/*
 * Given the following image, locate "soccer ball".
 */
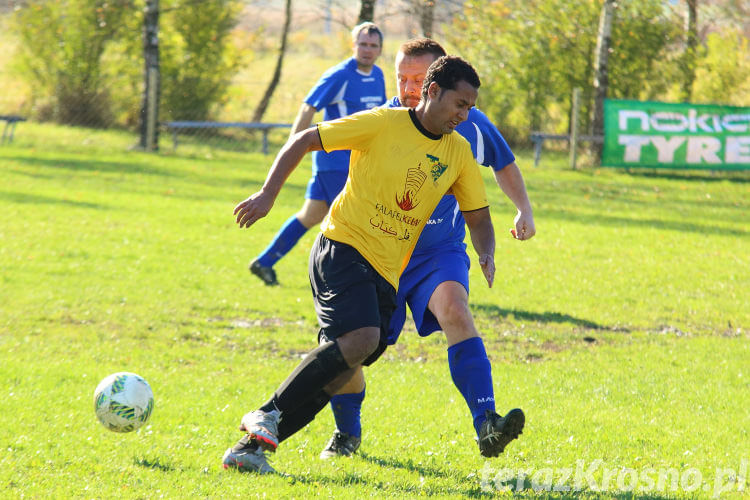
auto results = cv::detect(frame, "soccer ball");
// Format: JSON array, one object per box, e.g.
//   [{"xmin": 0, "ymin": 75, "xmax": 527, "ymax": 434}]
[{"xmin": 93, "ymin": 372, "xmax": 154, "ymax": 432}]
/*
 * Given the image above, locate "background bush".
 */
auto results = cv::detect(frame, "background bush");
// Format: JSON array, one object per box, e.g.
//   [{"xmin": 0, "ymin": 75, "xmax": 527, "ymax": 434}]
[{"xmin": 11, "ymin": 0, "xmax": 244, "ymax": 127}]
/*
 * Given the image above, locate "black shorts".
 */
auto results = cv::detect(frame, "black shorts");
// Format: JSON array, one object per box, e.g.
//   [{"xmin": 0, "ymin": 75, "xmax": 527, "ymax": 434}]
[{"xmin": 309, "ymin": 233, "xmax": 396, "ymax": 366}]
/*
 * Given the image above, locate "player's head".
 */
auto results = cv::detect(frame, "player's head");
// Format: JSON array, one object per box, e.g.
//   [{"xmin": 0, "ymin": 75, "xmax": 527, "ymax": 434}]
[
  {"xmin": 351, "ymin": 22, "xmax": 383, "ymax": 71},
  {"xmin": 421, "ymin": 56, "xmax": 480, "ymax": 135},
  {"xmin": 395, "ymin": 38, "xmax": 446, "ymax": 108}
]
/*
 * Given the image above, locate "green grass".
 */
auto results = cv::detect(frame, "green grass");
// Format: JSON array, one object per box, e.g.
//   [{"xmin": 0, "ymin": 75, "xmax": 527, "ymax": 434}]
[{"xmin": 1, "ymin": 124, "xmax": 748, "ymax": 498}]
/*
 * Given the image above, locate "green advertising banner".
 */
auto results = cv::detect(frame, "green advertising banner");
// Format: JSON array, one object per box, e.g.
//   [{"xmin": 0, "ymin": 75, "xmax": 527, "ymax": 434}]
[{"xmin": 603, "ymin": 99, "xmax": 750, "ymax": 170}]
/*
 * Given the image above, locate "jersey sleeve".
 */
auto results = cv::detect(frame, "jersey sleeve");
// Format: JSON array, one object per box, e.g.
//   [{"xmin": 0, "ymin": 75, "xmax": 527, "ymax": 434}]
[
  {"xmin": 304, "ymin": 65, "xmax": 347, "ymax": 111},
  {"xmin": 450, "ymin": 141, "xmax": 489, "ymax": 212},
  {"xmin": 467, "ymin": 108, "xmax": 516, "ymax": 171},
  {"xmin": 317, "ymin": 107, "xmax": 388, "ymax": 153}
]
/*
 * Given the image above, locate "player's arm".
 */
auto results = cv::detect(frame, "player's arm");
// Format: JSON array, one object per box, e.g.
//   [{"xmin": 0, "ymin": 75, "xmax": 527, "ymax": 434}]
[
  {"xmin": 234, "ymin": 128, "xmax": 323, "ymax": 228},
  {"xmin": 494, "ymin": 162, "xmax": 536, "ymax": 241},
  {"xmin": 289, "ymin": 103, "xmax": 317, "ymax": 138},
  {"xmin": 462, "ymin": 207, "xmax": 495, "ymax": 288}
]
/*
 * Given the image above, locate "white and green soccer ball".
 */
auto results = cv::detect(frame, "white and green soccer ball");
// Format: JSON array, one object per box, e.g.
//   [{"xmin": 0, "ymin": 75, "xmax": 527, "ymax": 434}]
[{"xmin": 94, "ymin": 372, "xmax": 154, "ymax": 433}]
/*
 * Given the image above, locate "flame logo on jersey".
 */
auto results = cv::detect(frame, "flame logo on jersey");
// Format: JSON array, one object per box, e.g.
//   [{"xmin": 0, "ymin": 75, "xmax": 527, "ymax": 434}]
[
  {"xmin": 426, "ymin": 154, "xmax": 448, "ymax": 181},
  {"xmin": 396, "ymin": 166, "xmax": 426, "ymax": 211}
]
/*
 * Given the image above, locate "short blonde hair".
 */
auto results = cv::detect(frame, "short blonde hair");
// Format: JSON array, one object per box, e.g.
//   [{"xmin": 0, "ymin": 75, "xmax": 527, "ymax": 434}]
[{"xmin": 351, "ymin": 22, "xmax": 383, "ymax": 45}]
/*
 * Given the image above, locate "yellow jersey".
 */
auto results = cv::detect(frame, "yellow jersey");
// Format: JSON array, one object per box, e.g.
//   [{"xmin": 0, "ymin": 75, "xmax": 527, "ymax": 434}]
[{"xmin": 317, "ymin": 107, "xmax": 488, "ymax": 289}]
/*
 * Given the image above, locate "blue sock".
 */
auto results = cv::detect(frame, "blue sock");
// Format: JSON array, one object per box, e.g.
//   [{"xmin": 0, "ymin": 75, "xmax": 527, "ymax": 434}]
[
  {"xmin": 329, "ymin": 387, "xmax": 365, "ymax": 438},
  {"xmin": 256, "ymin": 215, "xmax": 308, "ymax": 267},
  {"xmin": 447, "ymin": 337, "xmax": 495, "ymax": 437}
]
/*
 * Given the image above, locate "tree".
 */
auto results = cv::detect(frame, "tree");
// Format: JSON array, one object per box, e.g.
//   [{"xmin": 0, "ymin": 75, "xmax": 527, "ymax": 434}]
[
  {"xmin": 449, "ymin": 0, "xmax": 681, "ymax": 145},
  {"xmin": 157, "ymin": 0, "xmax": 243, "ymax": 120},
  {"xmin": 12, "ymin": 0, "xmax": 134, "ymax": 126},
  {"xmin": 252, "ymin": 0, "xmax": 292, "ymax": 123},
  {"xmin": 680, "ymin": 0, "xmax": 698, "ymax": 101},
  {"xmin": 139, "ymin": 0, "xmax": 160, "ymax": 150},
  {"xmin": 591, "ymin": 0, "xmax": 615, "ymax": 159},
  {"xmin": 420, "ymin": 1, "xmax": 435, "ymax": 37},
  {"xmin": 358, "ymin": 0, "xmax": 375, "ymax": 23}
]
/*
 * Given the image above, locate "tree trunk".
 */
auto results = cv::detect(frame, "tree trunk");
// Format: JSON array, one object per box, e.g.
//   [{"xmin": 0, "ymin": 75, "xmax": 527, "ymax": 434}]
[
  {"xmin": 591, "ymin": 0, "xmax": 615, "ymax": 160},
  {"xmin": 358, "ymin": 0, "xmax": 375, "ymax": 23},
  {"xmin": 252, "ymin": 0, "xmax": 292, "ymax": 123},
  {"xmin": 139, "ymin": 0, "xmax": 160, "ymax": 150},
  {"xmin": 420, "ymin": 1, "xmax": 434, "ymax": 38},
  {"xmin": 681, "ymin": 0, "xmax": 698, "ymax": 102}
]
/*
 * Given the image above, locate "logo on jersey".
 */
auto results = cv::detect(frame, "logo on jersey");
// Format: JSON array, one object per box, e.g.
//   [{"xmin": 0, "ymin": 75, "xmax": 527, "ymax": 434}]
[
  {"xmin": 396, "ymin": 166, "xmax": 426, "ymax": 211},
  {"xmin": 426, "ymin": 154, "xmax": 448, "ymax": 182}
]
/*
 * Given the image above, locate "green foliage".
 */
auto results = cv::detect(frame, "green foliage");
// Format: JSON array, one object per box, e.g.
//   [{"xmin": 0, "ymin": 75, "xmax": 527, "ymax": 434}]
[
  {"xmin": 157, "ymin": 0, "xmax": 244, "ymax": 121},
  {"xmin": 607, "ymin": 1, "xmax": 682, "ymax": 101},
  {"xmin": 450, "ymin": 0, "xmax": 682, "ymax": 141},
  {"xmin": 12, "ymin": 0, "xmax": 134, "ymax": 126},
  {"xmin": 692, "ymin": 28, "xmax": 750, "ymax": 105},
  {"xmin": 11, "ymin": 0, "xmax": 244, "ymax": 127}
]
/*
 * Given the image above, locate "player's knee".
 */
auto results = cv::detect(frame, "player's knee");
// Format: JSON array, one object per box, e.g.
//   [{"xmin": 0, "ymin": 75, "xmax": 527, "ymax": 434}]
[
  {"xmin": 437, "ymin": 299, "xmax": 473, "ymax": 329},
  {"xmin": 356, "ymin": 328, "xmax": 380, "ymax": 356},
  {"xmin": 296, "ymin": 211, "xmax": 324, "ymax": 228}
]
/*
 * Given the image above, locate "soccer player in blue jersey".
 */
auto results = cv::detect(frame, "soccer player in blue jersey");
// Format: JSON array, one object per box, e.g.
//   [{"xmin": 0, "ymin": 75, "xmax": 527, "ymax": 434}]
[
  {"xmin": 319, "ymin": 38, "xmax": 536, "ymax": 460},
  {"xmin": 249, "ymin": 22, "xmax": 387, "ymax": 285}
]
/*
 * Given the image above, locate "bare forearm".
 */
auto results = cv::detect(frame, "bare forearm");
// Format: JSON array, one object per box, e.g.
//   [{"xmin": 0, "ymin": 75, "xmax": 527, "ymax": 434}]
[
  {"xmin": 263, "ymin": 129, "xmax": 322, "ymax": 198},
  {"xmin": 495, "ymin": 162, "xmax": 532, "ymax": 213},
  {"xmin": 290, "ymin": 103, "xmax": 317, "ymax": 137},
  {"xmin": 234, "ymin": 128, "xmax": 322, "ymax": 228},
  {"xmin": 463, "ymin": 207, "xmax": 496, "ymax": 287},
  {"xmin": 495, "ymin": 162, "xmax": 536, "ymax": 240},
  {"xmin": 466, "ymin": 210, "xmax": 495, "ymax": 258}
]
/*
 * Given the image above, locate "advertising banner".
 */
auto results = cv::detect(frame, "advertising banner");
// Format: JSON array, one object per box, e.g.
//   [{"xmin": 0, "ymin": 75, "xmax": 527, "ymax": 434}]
[{"xmin": 603, "ymin": 99, "xmax": 750, "ymax": 170}]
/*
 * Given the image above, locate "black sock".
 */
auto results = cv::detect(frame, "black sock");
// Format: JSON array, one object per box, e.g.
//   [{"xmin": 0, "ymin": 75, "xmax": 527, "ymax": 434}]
[
  {"xmin": 277, "ymin": 389, "xmax": 331, "ymax": 443},
  {"xmin": 259, "ymin": 340, "xmax": 349, "ymax": 415}
]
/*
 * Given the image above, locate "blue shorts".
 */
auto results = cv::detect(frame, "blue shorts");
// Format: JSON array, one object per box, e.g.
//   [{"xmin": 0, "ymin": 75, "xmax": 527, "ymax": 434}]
[
  {"xmin": 387, "ymin": 245, "xmax": 470, "ymax": 344},
  {"xmin": 305, "ymin": 170, "xmax": 349, "ymax": 205}
]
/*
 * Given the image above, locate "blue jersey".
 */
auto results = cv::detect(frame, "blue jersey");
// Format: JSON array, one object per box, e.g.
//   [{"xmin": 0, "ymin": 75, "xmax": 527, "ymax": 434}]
[
  {"xmin": 306, "ymin": 58, "xmax": 386, "ymax": 173},
  {"xmin": 386, "ymin": 97, "xmax": 515, "ymax": 252}
]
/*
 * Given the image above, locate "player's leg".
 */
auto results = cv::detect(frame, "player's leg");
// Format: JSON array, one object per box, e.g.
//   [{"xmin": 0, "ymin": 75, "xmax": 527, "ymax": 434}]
[
  {"xmin": 250, "ymin": 171, "xmax": 346, "ymax": 285},
  {"xmin": 320, "ymin": 366, "xmax": 365, "ymax": 458},
  {"xmin": 426, "ymin": 269, "xmax": 524, "ymax": 457},
  {"xmin": 403, "ymin": 247, "xmax": 523, "ymax": 456},
  {"xmin": 321, "ymin": 275, "xmax": 413, "ymax": 458},
  {"xmin": 224, "ymin": 235, "xmax": 395, "ymax": 472},
  {"xmin": 427, "ymin": 280, "xmax": 496, "ymax": 432}
]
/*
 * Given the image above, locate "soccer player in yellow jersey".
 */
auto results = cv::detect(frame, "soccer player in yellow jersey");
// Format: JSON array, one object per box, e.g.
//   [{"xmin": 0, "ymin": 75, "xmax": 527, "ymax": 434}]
[{"xmin": 223, "ymin": 56, "xmax": 497, "ymax": 474}]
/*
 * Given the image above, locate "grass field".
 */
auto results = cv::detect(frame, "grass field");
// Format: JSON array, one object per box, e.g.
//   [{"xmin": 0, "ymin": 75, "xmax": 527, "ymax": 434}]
[{"xmin": 1, "ymin": 124, "xmax": 748, "ymax": 498}]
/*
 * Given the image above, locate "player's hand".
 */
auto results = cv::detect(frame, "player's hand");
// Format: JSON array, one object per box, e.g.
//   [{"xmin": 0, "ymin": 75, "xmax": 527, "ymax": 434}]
[
  {"xmin": 233, "ymin": 190, "xmax": 274, "ymax": 228},
  {"xmin": 479, "ymin": 253, "xmax": 495, "ymax": 288},
  {"xmin": 510, "ymin": 211, "xmax": 536, "ymax": 241}
]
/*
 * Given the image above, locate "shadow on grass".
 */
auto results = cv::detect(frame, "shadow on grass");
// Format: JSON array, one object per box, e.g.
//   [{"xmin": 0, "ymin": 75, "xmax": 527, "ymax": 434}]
[
  {"xmin": 283, "ymin": 463, "xmax": 495, "ymax": 498},
  {"xmin": 0, "ymin": 190, "xmax": 109, "ymax": 210},
  {"xmin": 471, "ymin": 304, "xmax": 627, "ymax": 332},
  {"xmin": 624, "ymin": 168, "xmax": 750, "ymax": 184},
  {"xmin": 359, "ymin": 451, "xmax": 453, "ymax": 479},
  {"xmin": 540, "ymin": 209, "xmax": 748, "ymax": 237},
  {"xmin": 3, "ymin": 153, "xmax": 309, "ymax": 201},
  {"xmin": 0, "ymin": 154, "xmax": 180, "ymax": 179},
  {"xmin": 133, "ymin": 456, "xmax": 174, "ymax": 472}
]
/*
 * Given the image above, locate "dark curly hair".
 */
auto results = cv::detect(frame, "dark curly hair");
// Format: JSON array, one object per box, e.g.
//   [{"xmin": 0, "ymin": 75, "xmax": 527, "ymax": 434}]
[
  {"xmin": 399, "ymin": 38, "xmax": 446, "ymax": 59},
  {"xmin": 421, "ymin": 55, "xmax": 481, "ymax": 101}
]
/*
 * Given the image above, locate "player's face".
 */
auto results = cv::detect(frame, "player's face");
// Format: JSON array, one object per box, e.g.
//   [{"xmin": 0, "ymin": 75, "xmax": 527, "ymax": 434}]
[
  {"xmin": 353, "ymin": 31, "xmax": 382, "ymax": 71},
  {"xmin": 395, "ymin": 52, "xmax": 437, "ymax": 108},
  {"xmin": 425, "ymin": 80, "xmax": 477, "ymax": 135}
]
